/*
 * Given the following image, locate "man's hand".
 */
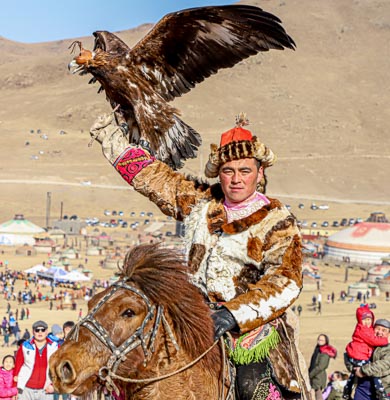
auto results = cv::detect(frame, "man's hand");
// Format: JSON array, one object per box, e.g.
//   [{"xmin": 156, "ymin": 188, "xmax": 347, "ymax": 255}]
[
  {"xmin": 354, "ymin": 367, "xmax": 365, "ymax": 378},
  {"xmin": 211, "ymin": 307, "xmax": 238, "ymax": 341}
]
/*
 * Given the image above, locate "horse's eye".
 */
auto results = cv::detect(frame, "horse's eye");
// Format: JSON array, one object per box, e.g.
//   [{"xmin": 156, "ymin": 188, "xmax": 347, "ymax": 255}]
[{"xmin": 121, "ymin": 309, "xmax": 135, "ymax": 318}]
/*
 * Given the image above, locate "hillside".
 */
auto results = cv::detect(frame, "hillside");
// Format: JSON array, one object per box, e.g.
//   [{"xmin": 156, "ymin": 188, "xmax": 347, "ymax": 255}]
[{"xmin": 0, "ymin": 0, "xmax": 389, "ymax": 226}]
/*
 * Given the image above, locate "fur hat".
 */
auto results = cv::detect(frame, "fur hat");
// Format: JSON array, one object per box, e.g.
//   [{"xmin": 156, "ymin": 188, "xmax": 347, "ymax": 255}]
[{"xmin": 205, "ymin": 113, "xmax": 276, "ymax": 180}]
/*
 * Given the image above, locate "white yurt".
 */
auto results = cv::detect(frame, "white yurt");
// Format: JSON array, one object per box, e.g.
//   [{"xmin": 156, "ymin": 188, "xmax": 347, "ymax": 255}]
[
  {"xmin": 347, "ymin": 282, "xmax": 380, "ymax": 297},
  {"xmin": 367, "ymin": 264, "xmax": 390, "ymax": 283},
  {"xmin": 325, "ymin": 213, "xmax": 390, "ymax": 265},
  {"xmin": 0, "ymin": 214, "xmax": 45, "ymax": 246},
  {"xmin": 378, "ymin": 276, "xmax": 390, "ymax": 293}
]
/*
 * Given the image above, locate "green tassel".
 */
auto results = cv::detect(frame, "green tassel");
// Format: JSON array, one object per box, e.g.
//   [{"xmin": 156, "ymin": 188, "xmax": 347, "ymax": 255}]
[{"xmin": 229, "ymin": 327, "xmax": 281, "ymax": 365}]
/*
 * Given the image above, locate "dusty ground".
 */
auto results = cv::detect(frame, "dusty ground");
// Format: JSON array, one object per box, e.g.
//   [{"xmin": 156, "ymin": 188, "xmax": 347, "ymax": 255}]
[{"xmin": 0, "ymin": 244, "xmax": 387, "ymax": 376}]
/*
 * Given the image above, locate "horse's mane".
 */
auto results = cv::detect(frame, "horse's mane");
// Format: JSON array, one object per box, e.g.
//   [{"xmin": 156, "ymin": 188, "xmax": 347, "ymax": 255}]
[{"xmin": 119, "ymin": 243, "xmax": 216, "ymax": 366}]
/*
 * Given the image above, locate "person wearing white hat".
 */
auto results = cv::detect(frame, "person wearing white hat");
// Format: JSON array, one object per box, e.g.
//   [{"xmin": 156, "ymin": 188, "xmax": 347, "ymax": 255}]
[{"xmin": 90, "ymin": 112, "xmax": 309, "ymax": 399}]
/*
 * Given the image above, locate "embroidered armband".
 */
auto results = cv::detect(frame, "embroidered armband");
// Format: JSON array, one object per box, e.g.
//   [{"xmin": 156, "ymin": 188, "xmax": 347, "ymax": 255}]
[{"xmin": 114, "ymin": 146, "xmax": 155, "ymax": 185}]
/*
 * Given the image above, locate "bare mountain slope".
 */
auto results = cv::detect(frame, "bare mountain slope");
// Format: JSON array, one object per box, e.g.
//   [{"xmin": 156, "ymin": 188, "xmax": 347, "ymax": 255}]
[{"xmin": 0, "ymin": 0, "xmax": 389, "ymax": 224}]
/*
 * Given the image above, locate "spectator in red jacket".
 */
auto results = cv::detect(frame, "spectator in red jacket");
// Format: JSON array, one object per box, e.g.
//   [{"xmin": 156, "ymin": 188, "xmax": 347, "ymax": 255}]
[
  {"xmin": 13, "ymin": 320, "xmax": 58, "ymax": 399},
  {"xmin": 343, "ymin": 305, "xmax": 388, "ymax": 399}
]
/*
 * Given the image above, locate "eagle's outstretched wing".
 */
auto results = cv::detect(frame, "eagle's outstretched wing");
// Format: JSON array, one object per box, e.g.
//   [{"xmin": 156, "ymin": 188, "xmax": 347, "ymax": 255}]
[
  {"xmin": 70, "ymin": 5, "xmax": 295, "ymax": 169},
  {"xmin": 130, "ymin": 5, "xmax": 296, "ymax": 101}
]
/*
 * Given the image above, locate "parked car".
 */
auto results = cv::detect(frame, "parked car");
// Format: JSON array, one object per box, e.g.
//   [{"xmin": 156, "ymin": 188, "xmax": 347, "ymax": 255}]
[
  {"xmin": 321, "ymin": 221, "xmax": 329, "ymax": 227},
  {"xmin": 311, "ymin": 222, "xmax": 317, "ymax": 228},
  {"xmin": 118, "ymin": 211, "xmax": 124, "ymax": 216},
  {"xmin": 70, "ymin": 215, "xmax": 78, "ymax": 220},
  {"xmin": 310, "ymin": 203, "xmax": 318, "ymax": 210},
  {"xmin": 341, "ymin": 218, "xmax": 348, "ymax": 226},
  {"xmin": 104, "ymin": 209, "xmax": 111, "ymax": 216},
  {"xmin": 298, "ymin": 203, "xmax": 305, "ymax": 209},
  {"xmin": 318, "ymin": 204, "xmax": 329, "ymax": 210},
  {"xmin": 286, "ymin": 204, "xmax": 291, "ymax": 210},
  {"xmin": 332, "ymin": 221, "xmax": 339, "ymax": 227}
]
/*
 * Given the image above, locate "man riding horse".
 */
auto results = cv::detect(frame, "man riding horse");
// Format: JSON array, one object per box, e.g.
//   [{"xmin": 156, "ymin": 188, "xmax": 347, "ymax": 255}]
[{"xmin": 90, "ymin": 112, "xmax": 310, "ymax": 399}]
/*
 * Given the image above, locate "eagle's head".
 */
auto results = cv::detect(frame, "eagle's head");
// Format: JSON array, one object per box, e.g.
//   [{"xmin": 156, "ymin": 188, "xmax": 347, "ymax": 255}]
[{"xmin": 68, "ymin": 41, "xmax": 94, "ymax": 74}]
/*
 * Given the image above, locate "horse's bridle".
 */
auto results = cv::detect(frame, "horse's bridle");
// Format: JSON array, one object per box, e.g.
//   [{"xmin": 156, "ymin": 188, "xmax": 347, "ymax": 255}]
[
  {"xmin": 68, "ymin": 279, "xmax": 179, "ymax": 380},
  {"xmin": 67, "ymin": 279, "xmax": 234, "ymax": 400}
]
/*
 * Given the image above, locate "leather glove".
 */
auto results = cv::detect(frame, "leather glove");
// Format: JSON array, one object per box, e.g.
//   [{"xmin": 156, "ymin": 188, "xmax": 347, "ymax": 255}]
[
  {"xmin": 89, "ymin": 112, "xmax": 155, "ymax": 184},
  {"xmin": 89, "ymin": 112, "xmax": 131, "ymax": 164},
  {"xmin": 211, "ymin": 307, "xmax": 238, "ymax": 341}
]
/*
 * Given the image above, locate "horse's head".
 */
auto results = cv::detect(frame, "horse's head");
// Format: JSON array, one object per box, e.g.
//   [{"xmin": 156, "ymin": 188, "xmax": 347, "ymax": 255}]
[{"xmin": 49, "ymin": 243, "xmax": 215, "ymax": 397}]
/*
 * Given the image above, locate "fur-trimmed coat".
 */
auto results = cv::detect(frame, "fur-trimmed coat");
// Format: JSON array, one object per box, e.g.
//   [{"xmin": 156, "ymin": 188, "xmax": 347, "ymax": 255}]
[
  {"xmin": 361, "ymin": 343, "xmax": 390, "ymax": 393},
  {"xmin": 131, "ymin": 160, "xmax": 310, "ymax": 395}
]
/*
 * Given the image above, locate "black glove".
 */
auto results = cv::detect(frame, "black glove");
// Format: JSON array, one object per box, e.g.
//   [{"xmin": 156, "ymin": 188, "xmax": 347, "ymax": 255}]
[{"xmin": 211, "ymin": 307, "xmax": 238, "ymax": 341}]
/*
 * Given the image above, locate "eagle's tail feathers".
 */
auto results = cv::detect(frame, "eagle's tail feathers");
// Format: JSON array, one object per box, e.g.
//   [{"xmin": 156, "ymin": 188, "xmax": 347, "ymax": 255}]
[{"xmin": 157, "ymin": 115, "xmax": 202, "ymax": 170}]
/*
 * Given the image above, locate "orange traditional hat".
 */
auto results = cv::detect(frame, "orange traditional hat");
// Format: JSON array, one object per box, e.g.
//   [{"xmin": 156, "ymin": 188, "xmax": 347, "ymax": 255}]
[{"xmin": 204, "ymin": 113, "xmax": 276, "ymax": 179}]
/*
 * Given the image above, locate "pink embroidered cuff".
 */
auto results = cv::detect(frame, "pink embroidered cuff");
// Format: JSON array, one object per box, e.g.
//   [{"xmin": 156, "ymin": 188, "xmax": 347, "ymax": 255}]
[{"xmin": 114, "ymin": 146, "xmax": 155, "ymax": 185}]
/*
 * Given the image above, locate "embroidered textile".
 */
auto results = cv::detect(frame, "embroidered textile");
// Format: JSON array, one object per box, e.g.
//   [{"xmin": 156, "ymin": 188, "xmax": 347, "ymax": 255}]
[
  {"xmin": 229, "ymin": 324, "xmax": 280, "ymax": 365},
  {"xmin": 114, "ymin": 147, "xmax": 155, "ymax": 185},
  {"xmin": 224, "ymin": 192, "xmax": 270, "ymax": 223}
]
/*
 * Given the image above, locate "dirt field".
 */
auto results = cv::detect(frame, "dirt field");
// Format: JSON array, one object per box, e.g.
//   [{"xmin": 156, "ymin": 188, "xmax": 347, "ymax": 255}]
[{"xmin": 0, "ymin": 241, "xmax": 388, "ymax": 377}]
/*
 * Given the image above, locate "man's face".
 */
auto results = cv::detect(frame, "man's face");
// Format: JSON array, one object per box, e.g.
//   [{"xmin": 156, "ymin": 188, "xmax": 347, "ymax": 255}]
[
  {"xmin": 374, "ymin": 325, "xmax": 390, "ymax": 338},
  {"xmin": 33, "ymin": 326, "xmax": 48, "ymax": 342},
  {"xmin": 219, "ymin": 158, "xmax": 263, "ymax": 204}
]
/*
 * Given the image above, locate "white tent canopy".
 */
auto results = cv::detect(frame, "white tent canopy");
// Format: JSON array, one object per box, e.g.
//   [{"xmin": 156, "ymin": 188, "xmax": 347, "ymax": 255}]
[
  {"xmin": 25, "ymin": 264, "xmax": 48, "ymax": 274},
  {"xmin": 37, "ymin": 266, "xmax": 68, "ymax": 281},
  {"xmin": 61, "ymin": 270, "xmax": 90, "ymax": 282}
]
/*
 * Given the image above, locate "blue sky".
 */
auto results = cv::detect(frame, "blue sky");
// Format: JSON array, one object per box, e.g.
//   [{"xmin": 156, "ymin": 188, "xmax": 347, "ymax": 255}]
[{"xmin": 0, "ymin": 0, "xmax": 235, "ymax": 43}]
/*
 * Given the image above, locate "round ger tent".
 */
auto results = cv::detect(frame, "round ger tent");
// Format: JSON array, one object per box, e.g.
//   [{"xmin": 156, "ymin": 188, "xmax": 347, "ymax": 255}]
[
  {"xmin": 325, "ymin": 213, "xmax": 390, "ymax": 265},
  {"xmin": 0, "ymin": 214, "xmax": 44, "ymax": 246}
]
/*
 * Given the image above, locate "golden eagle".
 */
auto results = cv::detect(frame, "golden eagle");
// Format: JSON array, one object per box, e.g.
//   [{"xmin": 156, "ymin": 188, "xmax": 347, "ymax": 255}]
[{"xmin": 68, "ymin": 5, "xmax": 295, "ymax": 169}]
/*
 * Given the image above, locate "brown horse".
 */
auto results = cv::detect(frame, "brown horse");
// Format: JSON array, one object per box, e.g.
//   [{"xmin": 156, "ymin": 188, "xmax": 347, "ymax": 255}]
[{"xmin": 49, "ymin": 243, "xmax": 233, "ymax": 399}]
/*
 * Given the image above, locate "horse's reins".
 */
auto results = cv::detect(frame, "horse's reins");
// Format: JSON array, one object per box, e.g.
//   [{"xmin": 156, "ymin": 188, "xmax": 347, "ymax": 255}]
[{"xmin": 68, "ymin": 279, "xmax": 233, "ymax": 399}]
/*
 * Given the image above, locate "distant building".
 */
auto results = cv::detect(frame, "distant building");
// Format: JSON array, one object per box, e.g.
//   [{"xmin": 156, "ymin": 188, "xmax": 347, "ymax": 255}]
[
  {"xmin": 367, "ymin": 264, "xmax": 390, "ymax": 283},
  {"xmin": 325, "ymin": 212, "xmax": 390, "ymax": 265},
  {"xmin": 15, "ymin": 244, "xmax": 37, "ymax": 256},
  {"xmin": 0, "ymin": 214, "xmax": 45, "ymax": 246},
  {"xmin": 52, "ymin": 219, "xmax": 86, "ymax": 235}
]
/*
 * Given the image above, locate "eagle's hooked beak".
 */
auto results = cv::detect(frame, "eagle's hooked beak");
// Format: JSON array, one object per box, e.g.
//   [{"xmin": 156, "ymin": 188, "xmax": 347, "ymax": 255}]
[
  {"xmin": 68, "ymin": 59, "xmax": 84, "ymax": 74},
  {"xmin": 68, "ymin": 48, "xmax": 93, "ymax": 74}
]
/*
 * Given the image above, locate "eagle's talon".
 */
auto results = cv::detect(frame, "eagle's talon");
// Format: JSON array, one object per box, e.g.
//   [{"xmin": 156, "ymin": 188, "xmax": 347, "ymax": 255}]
[
  {"xmin": 139, "ymin": 139, "xmax": 154, "ymax": 155},
  {"xmin": 119, "ymin": 123, "xmax": 129, "ymax": 135}
]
